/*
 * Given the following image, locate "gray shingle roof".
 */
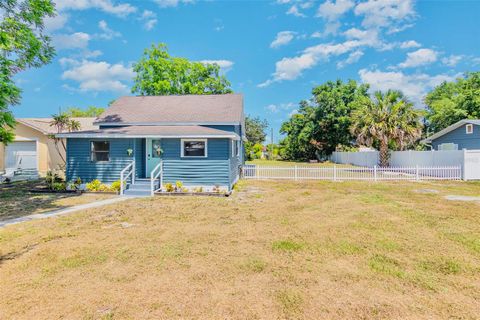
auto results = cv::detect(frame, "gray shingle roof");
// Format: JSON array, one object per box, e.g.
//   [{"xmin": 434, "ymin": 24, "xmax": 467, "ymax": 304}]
[
  {"xmin": 95, "ymin": 94, "xmax": 244, "ymax": 124},
  {"xmin": 56, "ymin": 125, "xmax": 240, "ymax": 139}
]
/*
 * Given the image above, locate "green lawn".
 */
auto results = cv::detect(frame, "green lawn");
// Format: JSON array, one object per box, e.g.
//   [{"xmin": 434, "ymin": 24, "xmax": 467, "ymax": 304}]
[{"xmin": 1, "ymin": 179, "xmax": 479, "ymax": 319}]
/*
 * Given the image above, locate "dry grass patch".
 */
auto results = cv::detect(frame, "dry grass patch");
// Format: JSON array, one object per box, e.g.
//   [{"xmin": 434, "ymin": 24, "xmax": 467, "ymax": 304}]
[
  {"xmin": 0, "ymin": 180, "xmax": 114, "ymax": 220},
  {"xmin": 0, "ymin": 179, "xmax": 480, "ymax": 319}
]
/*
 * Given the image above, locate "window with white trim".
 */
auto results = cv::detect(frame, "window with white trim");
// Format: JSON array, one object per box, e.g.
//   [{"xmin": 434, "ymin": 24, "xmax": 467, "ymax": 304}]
[
  {"xmin": 181, "ymin": 139, "xmax": 207, "ymax": 157},
  {"xmin": 91, "ymin": 141, "xmax": 110, "ymax": 162},
  {"xmin": 466, "ymin": 124, "xmax": 473, "ymax": 134}
]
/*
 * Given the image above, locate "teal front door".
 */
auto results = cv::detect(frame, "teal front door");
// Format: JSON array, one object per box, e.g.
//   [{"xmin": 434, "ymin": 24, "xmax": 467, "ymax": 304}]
[{"xmin": 146, "ymin": 139, "xmax": 162, "ymax": 176}]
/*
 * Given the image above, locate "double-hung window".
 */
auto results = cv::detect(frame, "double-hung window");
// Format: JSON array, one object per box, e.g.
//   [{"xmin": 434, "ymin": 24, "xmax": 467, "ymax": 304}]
[
  {"xmin": 181, "ymin": 139, "xmax": 207, "ymax": 157},
  {"xmin": 91, "ymin": 141, "xmax": 110, "ymax": 162}
]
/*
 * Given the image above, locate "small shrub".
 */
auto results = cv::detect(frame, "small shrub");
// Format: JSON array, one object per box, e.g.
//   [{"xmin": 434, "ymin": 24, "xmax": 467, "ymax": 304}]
[
  {"xmin": 52, "ymin": 182, "xmax": 66, "ymax": 191},
  {"xmin": 181, "ymin": 187, "xmax": 189, "ymax": 193},
  {"xmin": 165, "ymin": 183, "xmax": 174, "ymax": 192},
  {"xmin": 69, "ymin": 177, "xmax": 82, "ymax": 191},
  {"xmin": 175, "ymin": 181, "xmax": 183, "ymax": 191},
  {"xmin": 193, "ymin": 186, "xmax": 203, "ymax": 193},
  {"xmin": 110, "ymin": 180, "xmax": 123, "ymax": 192},
  {"xmin": 86, "ymin": 179, "xmax": 102, "ymax": 191},
  {"xmin": 98, "ymin": 184, "xmax": 110, "ymax": 192},
  {"xmin": 46, "ymin": 170, "xmax": 64, "ymax": 190}
]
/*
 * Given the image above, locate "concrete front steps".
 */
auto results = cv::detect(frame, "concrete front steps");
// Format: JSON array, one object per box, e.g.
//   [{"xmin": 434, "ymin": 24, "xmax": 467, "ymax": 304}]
[{"xmin": 123, "ymin": 179, "xmax": 160, "ymax": 197}]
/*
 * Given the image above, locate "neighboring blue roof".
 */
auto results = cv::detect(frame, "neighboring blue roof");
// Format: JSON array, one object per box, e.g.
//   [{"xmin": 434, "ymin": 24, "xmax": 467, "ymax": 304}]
[{"xmin": 423, "ymin": 119, "xmax": 480, "ymax": 142}]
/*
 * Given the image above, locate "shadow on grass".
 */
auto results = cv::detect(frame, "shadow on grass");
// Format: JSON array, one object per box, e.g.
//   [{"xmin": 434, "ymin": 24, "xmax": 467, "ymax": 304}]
[{"xmin": 0, "ymin": 179, "xmax": 83, "ymax": 221}]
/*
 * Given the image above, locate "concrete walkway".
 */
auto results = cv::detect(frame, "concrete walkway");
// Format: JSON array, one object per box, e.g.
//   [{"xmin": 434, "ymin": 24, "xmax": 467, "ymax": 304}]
[{"xmin": 0, "ymin": 196, "xmax": 137, "ymax": 228}]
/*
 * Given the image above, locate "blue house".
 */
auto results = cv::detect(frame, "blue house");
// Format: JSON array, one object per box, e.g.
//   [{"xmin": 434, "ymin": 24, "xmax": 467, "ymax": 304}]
[
  {"xmin": 424, "ymin": 119, "xmax": 480, "ymax": 150},
  {"xmin": 58, "ymin": 94, "xmax": 245, "ymax": 196}
]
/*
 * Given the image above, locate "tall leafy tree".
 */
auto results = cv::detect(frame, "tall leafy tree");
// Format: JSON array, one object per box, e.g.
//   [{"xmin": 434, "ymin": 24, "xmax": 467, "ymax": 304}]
[
  {"xmin": 64, "ymin": 106, "xmax": 105, "ymax": 117},
  {"xmin": 245, "ymin": 115, "xmax": 268, "ymax": 160},
  {"xmin": 350, "ymin": 90, "xmax": 423, "ymax": 167},
  {"xmin": 132, "ymin": 43, "xmax": 232, "ymax": 95},
  {"xmin": 0, "ymin": 0, "xmax": 55, "ymax": 143},
  {"xmin": 245, "ymin": 115, "xmax": 268, "ymax": 145},
  {"xmin": 310, "ymin": 80, "xmax": 369, "ymax": 157},
  {"xmin": 425, "ymin": 72, "xmax": 480, "ymax": 133},
  {"xmin": 280, "ymin": 101, "xmax": 317, "ymax": 161},
  {"xmin": 280, "ymin": 80, "xmax": 368, "ymax": 160}
]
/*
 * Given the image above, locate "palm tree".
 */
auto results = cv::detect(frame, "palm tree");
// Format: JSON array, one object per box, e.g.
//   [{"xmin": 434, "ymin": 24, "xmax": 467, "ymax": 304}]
[
  {"xmin": 49, "ymin": 113, "xmax": 81, "ymax": 164},
  {"xmin": 350, "ymin": 90, "xmax": 423, "ymax": 167}
]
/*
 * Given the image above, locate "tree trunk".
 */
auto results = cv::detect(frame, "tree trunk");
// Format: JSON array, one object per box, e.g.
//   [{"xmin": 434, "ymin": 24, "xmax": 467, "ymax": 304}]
[{"xmin": 379, "ymin": 141, "xmax": 389, "ymax": 167}]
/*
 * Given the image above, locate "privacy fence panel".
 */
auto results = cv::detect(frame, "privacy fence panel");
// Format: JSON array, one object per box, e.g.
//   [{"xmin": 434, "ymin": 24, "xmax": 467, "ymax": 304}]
[{"xmin": 243, "ymin": 165, "xmax": 461, "ymax": 181}]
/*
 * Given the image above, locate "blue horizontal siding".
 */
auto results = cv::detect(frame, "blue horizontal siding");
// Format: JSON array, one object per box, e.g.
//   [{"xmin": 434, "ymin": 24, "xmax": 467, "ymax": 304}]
[
  {"xmin": 66, "ymin": 138, "xmax": 136, "ymax": 183},
  {"xmin": 66, "ymin": 136, "xmax": 236, "ymax": 188},
  {"xmin": 432, "ymin": 124, "xmax": 480, "ymax": 150},
  {"xmin": 162, "ymin": 160, "xmax": 230, "ymax": 186}
]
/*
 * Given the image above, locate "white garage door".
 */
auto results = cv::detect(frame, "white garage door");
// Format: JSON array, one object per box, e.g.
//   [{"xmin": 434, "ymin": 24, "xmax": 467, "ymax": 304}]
[{"xmin": 5, "ymin": 141, "xmax": 37, "ymax": 170}]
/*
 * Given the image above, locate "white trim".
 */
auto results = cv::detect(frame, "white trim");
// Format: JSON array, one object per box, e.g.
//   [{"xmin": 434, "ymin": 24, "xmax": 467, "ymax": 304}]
[
  {"xmin": 56, "ymin": 133, "xmax": 240, "ymax": 139},
  {"xmin": 93, "ymin": 121, "xmax": 241, "ymax": 126},
  {"xmin": 466, "ymin": 124, "xmax": 473, "ymax": 134},
  {"xmin": 181, "ymin": 139, "xmax": 207, "ymax": 158}
]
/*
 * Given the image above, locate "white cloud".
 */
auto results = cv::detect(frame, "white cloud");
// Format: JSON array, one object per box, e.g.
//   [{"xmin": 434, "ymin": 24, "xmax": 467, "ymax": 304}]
[
  {"xmin": 398, "ymin": 48, "xmax": 438, "ymax": 68},
  {"xmin": 286, "ymin": 5, "xmax": 306, "ymax": 17},
  {"xmin": 200, "ymin": 60, "xmax": 234, "ymax": 72},
  {"xmin": 359, "ymin": 69, "xmax": 458, "ymax": 107},
  {"xmin": 354, "ymin": 0, "xmax": 416, "ymax": 33},
  {"xmin": 442, "ymin": 54, "xmax": 463, "ymax": 67},
  {"xmin": 56, "ymin": 0, "xmax": 137, "ymax": 17},
  {"xmin": 53, "ymin": 32, "xmax": 91, "ymax": 50},
  {"xmin": 400, "ymin": 40, "xmax": 421, "ymax": 49},
  {"xmin": 337, "ymin": 50, "xmax": 364, "ymax": 69},
  {"xmin": 138, "ymin": 10, "xmax": 157, "ymax": 30},
  {"xmin": 265, "ymin": 102, "xmax": 296, "ymax": 113},
  {"xmin": 61, "ymin": 60, "xmax": 134, "ymax": 93},
  {"xmin": 270, "ymin": 31, "xmax": 297, "ymax": 48},
  {"xmin": 259, "ymin": 40, "xmax": 364, "ymax": 86},
  {"xmin": 44, "ymin": 13, "xmax": 69, "ymax": 32},
  {"xmin": 97, "ymin": 20, "xmax": 121, "ymax": 39},
  {"xmin": 154, "ymin": 0, "xmax": 194, "ymax": 8},
  {"xmin": 316, "ymin": 0, "xmax": 354, "ymax": 20},
  {"xmin": 311, "ymin": 31, "xmax": 322, "ymax": 38}
]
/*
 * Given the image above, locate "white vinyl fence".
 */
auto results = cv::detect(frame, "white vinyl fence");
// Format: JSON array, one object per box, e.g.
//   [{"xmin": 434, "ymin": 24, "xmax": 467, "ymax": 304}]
[
  {"xmin": 331, "ymin": 149, "xmax": 480, "ymax": 180},
  {"xmin": 243, "ymin": 165, "xmax": 462, "ymax": 181}
]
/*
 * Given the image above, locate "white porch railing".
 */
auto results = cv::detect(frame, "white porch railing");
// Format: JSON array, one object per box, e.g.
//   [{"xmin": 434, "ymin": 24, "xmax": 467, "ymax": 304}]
[
  {"xmin": 243, "ymin": 165, "xmax": 462, "ymax": 181},
  {"xmin": 120, "ymin": 160, "xmax": 135, "ymax": 195},
  {"xmin": 150, "ymin": 161, "xmax": 163, "ymax": 196}
]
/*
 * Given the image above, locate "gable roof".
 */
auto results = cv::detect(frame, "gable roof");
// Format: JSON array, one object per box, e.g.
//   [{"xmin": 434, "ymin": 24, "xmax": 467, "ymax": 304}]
[
  {"xmin": 423, "ymin": 119, "xmax": 480, "ymax": 142},
  {"xmin": 95, "ymin": 94, "xmax": 244, "ymax": 125},
  {"xmin": 17, "ymin": 118, "xmax": 98, "ymax": 135}
]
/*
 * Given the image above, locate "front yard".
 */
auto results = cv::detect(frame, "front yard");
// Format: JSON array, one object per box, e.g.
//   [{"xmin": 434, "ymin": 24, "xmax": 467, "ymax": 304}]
[
  {"xmin": 1, "ymin": 180, "xmax": 479, "ymax": 319},
  {"xmin": 0, "ymin": 180, "xmax": 115, "ymax": 221}
]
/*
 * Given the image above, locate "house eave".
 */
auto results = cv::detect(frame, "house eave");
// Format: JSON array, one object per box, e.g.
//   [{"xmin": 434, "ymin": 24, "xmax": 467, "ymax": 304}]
[
  {"xmin": 56, "ymin": 133, "xmax": 241, "ymax": 140},
  {"xmin": 93, "ymin": 121, "xmax": 242, "ymax": 126}
]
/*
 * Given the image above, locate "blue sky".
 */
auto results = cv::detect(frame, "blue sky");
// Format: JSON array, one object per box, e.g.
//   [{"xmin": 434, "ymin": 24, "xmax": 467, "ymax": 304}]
[{"xmin": 15, "ymin": 0, "xmax": 480, "ymax": 142}]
